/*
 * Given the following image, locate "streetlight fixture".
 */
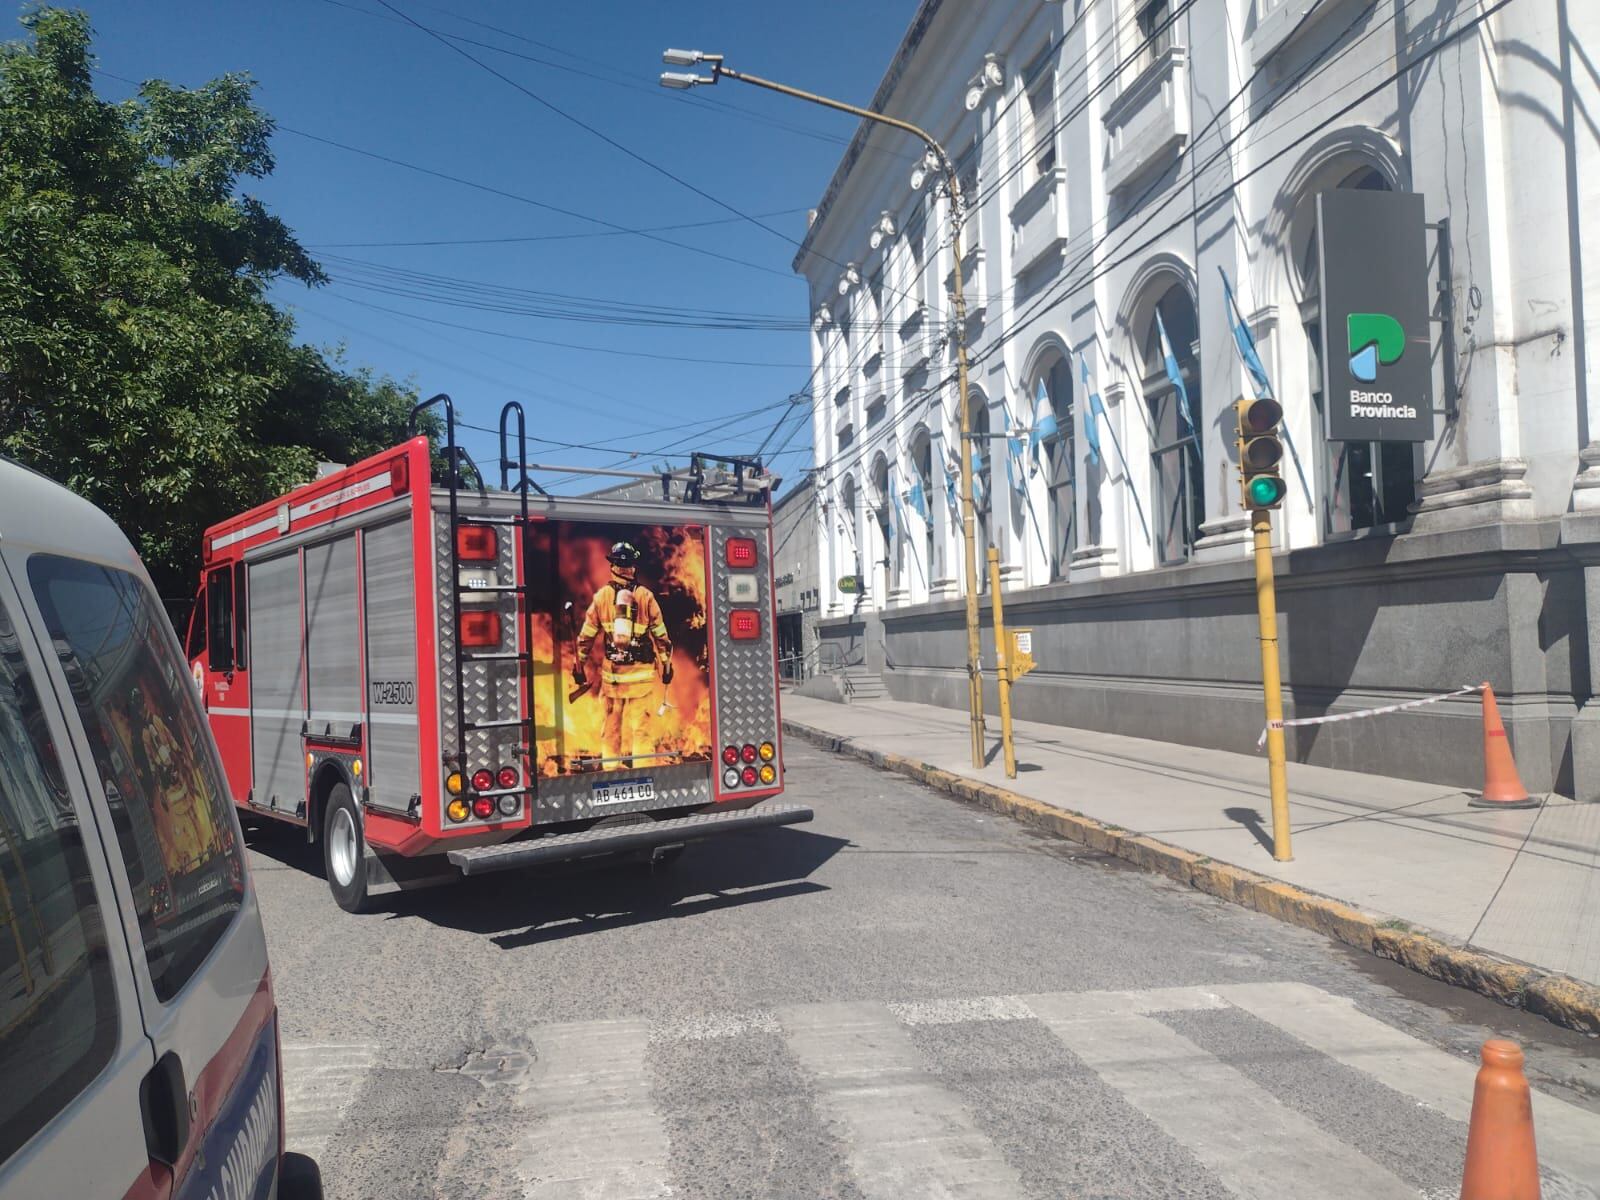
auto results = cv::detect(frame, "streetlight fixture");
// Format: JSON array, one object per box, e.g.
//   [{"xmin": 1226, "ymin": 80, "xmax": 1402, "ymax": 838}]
[{"xmin": 661, "ymin": 48, "xmax": 989, "ymax": 767}]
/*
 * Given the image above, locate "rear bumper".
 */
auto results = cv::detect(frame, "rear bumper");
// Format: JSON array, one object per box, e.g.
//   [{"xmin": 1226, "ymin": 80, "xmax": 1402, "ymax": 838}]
[{"xmin": 445, "ymin": 803, "xmax": 813, "ymax": 876}]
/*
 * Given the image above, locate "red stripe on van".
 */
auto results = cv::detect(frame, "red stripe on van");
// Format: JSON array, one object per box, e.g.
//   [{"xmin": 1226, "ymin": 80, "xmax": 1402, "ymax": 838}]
[{"xmin": 169, "ymin": 969, "xmax": 276, "ymax": 1187}]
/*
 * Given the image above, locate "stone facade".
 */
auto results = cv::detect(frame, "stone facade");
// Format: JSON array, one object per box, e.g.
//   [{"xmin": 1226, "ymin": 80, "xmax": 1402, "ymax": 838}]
[{"xmin": 794, "ymin": 0, "xmax": 1600, "ymax": 795}]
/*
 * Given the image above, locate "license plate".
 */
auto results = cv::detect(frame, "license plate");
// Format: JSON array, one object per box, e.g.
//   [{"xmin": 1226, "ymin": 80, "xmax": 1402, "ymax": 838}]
[{"xmin": 592, "ymin": 778, "xmax": 655, "ymax": 807}]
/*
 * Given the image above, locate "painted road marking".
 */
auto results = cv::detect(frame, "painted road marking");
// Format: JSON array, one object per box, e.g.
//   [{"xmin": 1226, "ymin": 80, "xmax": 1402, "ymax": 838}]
[
  {"xmin": 777, "ymin": 999, "xmax": 1025, "ymax": 1199},
  {"xmin": 516, "ymin": 1017, "xmax": 672, "ymax": 1200},
  {"xmin": 1218, "ymin": 981, "xmax": 1600, "ymax": 1190},
  {"xmin": 280, "ymin": 1042, "xmax": 380, "ymax": 1161},
  {"xmin": 1027, "ymin": 992, "xmax": 1418, "ymax": 1199}
]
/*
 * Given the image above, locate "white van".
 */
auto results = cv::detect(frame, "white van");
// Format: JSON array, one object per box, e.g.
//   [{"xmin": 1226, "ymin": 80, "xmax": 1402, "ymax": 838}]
[{"xmin": 0, "ymin": 459, "xmax": 321, "ymax": 1198}]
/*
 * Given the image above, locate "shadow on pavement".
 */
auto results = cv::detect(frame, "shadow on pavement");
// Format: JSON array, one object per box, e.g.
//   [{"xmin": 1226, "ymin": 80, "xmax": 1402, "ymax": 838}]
[
  {"xmin": 1223, "ymin": 806, "xmax": 1275, "ymax": 854},
  {"xmin": 245, "ymin": 820, "xmax": 845, "ymax": 946}
]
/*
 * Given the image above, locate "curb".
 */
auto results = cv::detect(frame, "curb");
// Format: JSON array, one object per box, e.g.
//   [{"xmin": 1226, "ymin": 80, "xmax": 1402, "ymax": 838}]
[{"xmin": 785, "ymin": 719, "xmax": 1600, "ymax": 1036}]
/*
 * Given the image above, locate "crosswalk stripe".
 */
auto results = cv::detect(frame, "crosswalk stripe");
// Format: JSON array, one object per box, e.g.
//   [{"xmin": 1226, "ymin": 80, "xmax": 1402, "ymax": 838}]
[
  {"xmin": 280, "ymin": 1041, "xmax": 379, "ymax": 1161},
  {"xmin": 515, "ymin": 1017, "xmax": 672, "ymax": 1200},
  {"xmin": 1027, "ymin": 992, "xmax": 1418, "ymax": 1199},
  {"xmin": 1217, "ymin": 981, "xmax": 1600, "ymax": 1188},
  {"xmin": 777, "ymin": 1000, "xmax": 1025, "ymax": 1199}
]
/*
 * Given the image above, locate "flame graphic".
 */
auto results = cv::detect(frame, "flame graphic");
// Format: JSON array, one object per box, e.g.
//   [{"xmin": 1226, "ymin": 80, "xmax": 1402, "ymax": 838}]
[{"xmin": 527, "ymin": 522, "xmax": 713, "ymax": 777}]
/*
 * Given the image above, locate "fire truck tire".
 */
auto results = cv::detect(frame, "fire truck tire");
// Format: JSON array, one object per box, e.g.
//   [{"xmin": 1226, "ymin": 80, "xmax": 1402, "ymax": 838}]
[{"xmin": 323, "ymin": 785, "xmax": 371, "ymax": 913}]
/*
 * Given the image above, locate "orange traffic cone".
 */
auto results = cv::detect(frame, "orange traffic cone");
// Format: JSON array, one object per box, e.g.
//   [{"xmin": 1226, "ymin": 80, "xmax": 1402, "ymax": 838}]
[
  {"xmin": 1459, "ymin": 1039, "xmax": 1541, "ymax": 1199},
  {"xmin": 1469, "ymin": 684, "xmax": 1540, "ymax": 809}
]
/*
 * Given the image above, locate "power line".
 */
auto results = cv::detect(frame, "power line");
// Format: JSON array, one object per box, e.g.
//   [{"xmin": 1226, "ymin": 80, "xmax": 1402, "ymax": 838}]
[
  {"xmin": 336, "ymin": 296, "xmax": 811, "ymax": 367},
  {"xmin": 277, "ymin": 125, "xmax": 798, "ymax": 282},
  {"xmin": 306, "ymin": 207, "xmax": 807, "ymax": 249}
]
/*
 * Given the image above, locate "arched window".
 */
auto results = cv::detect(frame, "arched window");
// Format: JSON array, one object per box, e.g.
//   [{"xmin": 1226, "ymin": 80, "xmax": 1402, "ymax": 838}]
[
  {"xmin": 1296, "ymin": 166, "xmax": 1419, "ymax": 533},
  {"xmin": 910, "ymin": 428, "xmax": 935, "ymax": 582},
  {"xmin": 971, "ymin": 396, "xmax": 993, "ymax": 590},
  {"xmin": 1144, "ymin": 285, "xmax": 1204, "ymax": 564},
  {"xmin": 871, "ymin": 454, "xmax": 895, "ymax": 600},
  {"xmin": 1034, "ymin": 354, "xmax": 1078, "ymax": 579},
  {"xmin": 838, "ymin": 475, "xmax": 860, "ymax": 587}
]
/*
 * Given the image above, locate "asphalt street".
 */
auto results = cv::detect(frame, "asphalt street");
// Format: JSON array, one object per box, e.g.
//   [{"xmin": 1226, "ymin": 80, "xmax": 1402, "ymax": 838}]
[{"xmin": 250, "ymin": 742, "xmax": 1600, "ymax": 1199}]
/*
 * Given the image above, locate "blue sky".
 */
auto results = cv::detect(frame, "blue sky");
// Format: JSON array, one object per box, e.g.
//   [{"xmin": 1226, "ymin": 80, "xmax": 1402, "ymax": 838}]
[{"xmin": 66, "ymin": 0, "xmax": 919, "ymax": 491}]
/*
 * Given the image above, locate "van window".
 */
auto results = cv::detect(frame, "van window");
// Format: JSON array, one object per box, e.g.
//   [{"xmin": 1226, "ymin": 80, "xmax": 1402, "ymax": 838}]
[
  {"xmin": 28, "ymin": 556, "xmax": 245, "ymax": 1003},
  {"xmin": 0, "ymin": 595, "xmax": 119, "ymax": 1163},
  {"xmin": 206, "ymin": 567, "xmax": 234, "ymax": 673}
]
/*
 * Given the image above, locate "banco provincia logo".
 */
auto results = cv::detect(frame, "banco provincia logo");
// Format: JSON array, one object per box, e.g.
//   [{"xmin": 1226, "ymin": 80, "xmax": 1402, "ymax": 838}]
[{"xmin": 1347, "ymin": 312, "xmax": 1406, "ymax": 383}]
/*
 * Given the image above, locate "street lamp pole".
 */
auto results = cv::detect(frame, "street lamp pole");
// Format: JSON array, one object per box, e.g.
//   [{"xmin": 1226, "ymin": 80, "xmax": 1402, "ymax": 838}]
[{"xmin": 663, "ymin": 53, "xmax": 986, "ymax": 766}]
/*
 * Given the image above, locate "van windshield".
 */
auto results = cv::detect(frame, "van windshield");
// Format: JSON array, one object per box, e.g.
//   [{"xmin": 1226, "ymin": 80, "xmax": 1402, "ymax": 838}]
[{"xmin": 28, "ymin": 556, "xmax": 245, "ymax": 1003}]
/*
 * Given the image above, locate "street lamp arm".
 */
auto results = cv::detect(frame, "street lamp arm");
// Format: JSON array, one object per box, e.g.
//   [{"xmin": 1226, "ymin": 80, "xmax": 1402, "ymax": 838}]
[{"xmin": 712, "ymin": 65, "xmax": 951, "ymax": 176}]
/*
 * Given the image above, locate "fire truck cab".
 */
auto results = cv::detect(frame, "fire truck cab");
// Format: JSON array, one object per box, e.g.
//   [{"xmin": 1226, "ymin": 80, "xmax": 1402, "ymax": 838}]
[{"xmin": 187, "ymin": 395, "xmax": 808, "ymax": 911}]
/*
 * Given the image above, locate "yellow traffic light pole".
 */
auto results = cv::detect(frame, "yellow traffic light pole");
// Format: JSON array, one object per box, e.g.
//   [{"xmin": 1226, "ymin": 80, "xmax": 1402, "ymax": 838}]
[
  {"xmin": 1236, "ymin": 397, "xmax": 1292, "ymax": 862},
  {"xmin": 1250, "ymin": 510, "xmax": 1292, "ymax": 861}
]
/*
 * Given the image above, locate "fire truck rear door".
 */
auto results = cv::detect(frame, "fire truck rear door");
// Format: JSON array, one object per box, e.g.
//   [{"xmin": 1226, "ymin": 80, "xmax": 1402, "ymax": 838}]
[
  {"xmin": 361, "ymin": 519, "xmax": 420, "ymax": 813},
  {"xmin": 248, "ymin": 553, "xmax": 305, "ymax": 813}
]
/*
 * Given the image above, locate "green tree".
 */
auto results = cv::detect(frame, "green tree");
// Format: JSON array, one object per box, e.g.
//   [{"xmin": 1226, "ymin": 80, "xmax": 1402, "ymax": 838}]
[{"xmin": 0, "ymin": 7, "xmax": 426, "ymax": 596}]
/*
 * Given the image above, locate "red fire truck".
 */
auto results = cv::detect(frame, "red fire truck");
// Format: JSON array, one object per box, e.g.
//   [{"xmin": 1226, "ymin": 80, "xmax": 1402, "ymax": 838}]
[{"xmin": 185, "ymin": 395, "xmax": 808, "ymax": 911}]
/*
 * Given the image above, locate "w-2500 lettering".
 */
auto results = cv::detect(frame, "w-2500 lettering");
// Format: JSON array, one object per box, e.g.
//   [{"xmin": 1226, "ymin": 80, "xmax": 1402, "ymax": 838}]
[{"xmin": 370, "ymin": 679, "xmax": 415, "ymax": 706}]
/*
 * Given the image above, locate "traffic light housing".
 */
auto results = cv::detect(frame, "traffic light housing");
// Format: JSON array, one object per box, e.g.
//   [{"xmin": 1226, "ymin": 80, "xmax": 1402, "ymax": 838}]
[{"xmin": 1234, "ymin": 397, "xmax": 1286, "ymax": 510}]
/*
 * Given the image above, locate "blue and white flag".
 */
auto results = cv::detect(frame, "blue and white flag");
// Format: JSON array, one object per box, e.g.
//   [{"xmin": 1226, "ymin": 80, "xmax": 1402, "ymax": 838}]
[
  {"xmin": 971, "ymin": 448, "xmax": 986, "ymax": 510},
  {"xmin": 907, "ymin": 475, "xmax": 929, "ymax": 521},
  {"xmin": 1080, "ymin": 354, "xmax": 1101, "ymax": 467},
  {"xmin": 944, "ymin": 453, "xmax": 960, "ymax": 517},
  {"xmin": 1155, "ymin": 309, "xmax": 1196, "ymax": 439},
  {"xmin": 1002, "ymin": 407, "xmax": 1026, "ymax": 494},
  {"xmin": 888, "ymin": 465, "xmax": 907, "ymax": 541},
  {"xmin": 1028, "ymin": 377, "xmax": 1058, "ymax": 477},
  {"xmin": 1220, "ymin": 266, "xmax": 1274, "ymax": 401}
]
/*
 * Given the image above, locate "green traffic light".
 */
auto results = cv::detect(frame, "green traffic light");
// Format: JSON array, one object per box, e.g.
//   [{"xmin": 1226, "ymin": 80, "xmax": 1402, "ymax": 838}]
[{"xmin": 1246, "ymin": 475, "xmax": 1287, "ymax": 507}]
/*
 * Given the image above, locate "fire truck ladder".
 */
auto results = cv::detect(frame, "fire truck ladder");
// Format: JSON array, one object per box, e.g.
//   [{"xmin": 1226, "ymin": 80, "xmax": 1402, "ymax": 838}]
[{"xmin": 408, "ymin": 393, "xmax": 542, "ymax": 800}]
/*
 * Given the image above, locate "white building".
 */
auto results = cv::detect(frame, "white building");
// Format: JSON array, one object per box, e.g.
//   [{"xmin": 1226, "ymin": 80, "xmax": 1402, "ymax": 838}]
[{"xmin": 795, "ymin": 0, "xmax": 1600, "ymax": 795}]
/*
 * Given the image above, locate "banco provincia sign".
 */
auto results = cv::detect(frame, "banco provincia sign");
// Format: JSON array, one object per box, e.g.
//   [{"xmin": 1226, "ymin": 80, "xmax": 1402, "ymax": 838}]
[{"xmin": 1316, "ymin": 189, "xmax": 1434, "ymax": 443}]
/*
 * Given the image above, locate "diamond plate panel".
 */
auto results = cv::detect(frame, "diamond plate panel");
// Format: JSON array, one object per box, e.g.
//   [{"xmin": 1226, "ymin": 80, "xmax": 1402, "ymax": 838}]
[
  {"xmin": 711, "ymin": 525, "xmax": 780, "ymax": 782},
  {"xmin": 435, "ymin": 513, "xmax": 523, "ymax": 791}
]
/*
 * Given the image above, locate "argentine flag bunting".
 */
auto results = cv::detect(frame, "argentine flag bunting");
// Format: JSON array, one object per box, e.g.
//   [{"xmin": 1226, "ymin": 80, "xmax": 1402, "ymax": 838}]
[
  {"xmin": 1155, "ymin": 309, "xmax": 1196, "ymax": 441},
  {"xmin": 1220, "ymin": 267, "xmax": 1275, "ymax": 401},
  {"xmin": 1080, "ymin": 354, "xmax": 1102, "ymax": 467},
  {"xmin": 907, "ymin": 474, "xmax": 928, "ymax": 522},
  {"xmin": 1028, "ymin": 377, "xmax": 1058, "ymax": 477}
]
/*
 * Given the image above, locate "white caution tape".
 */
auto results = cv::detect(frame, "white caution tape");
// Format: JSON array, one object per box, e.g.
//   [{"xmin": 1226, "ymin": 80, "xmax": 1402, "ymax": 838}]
[{"xmin": 1257, "ymin": 683, "xmax": 1486, "ymax": 750}]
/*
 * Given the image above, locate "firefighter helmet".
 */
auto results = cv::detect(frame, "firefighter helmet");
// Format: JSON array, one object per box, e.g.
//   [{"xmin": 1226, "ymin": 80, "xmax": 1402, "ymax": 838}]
[{"xmin": 607, "ymin": 541, "xmax": 641, "ymax": 567}]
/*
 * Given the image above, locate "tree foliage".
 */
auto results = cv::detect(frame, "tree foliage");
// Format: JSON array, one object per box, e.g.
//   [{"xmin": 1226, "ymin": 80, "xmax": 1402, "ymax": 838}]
[{"xmin": 0, "ymin": 8, "xmax": 426, "ymax": 595}]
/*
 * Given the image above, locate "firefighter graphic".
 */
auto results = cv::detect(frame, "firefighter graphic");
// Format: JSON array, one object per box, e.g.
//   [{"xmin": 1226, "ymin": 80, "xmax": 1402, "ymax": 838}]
[{"xmin": 572, "ymin": 541, "xmax": 674, "ymax": 767}]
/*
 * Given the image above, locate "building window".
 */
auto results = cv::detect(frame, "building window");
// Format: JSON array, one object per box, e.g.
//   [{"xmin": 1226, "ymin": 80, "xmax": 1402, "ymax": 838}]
[
  {"xmin": 1037, "ymin": 356, "xmax": 1083, "ymax": 579},
  {"xmin": 872, "ymin": 457, "xmax": 897, "ymax": 599},
  {"xmin": 1136, "ymin": 0, "xmax": 1174, "ymax": 68},
  {"xmin": 912, "ymin": 431, "xmax": 935, "ymax": 581},
  {"xmin": 1024, "ymin": 46, "xmax": 1057, "ymax": 183},
  {"xmin": 837, "ymin": 423, "xmax": 854, "ymax": 452},
  {"xmin": 1143, "ymin": 286, "xmax": 1204, "ymax": 564},
  {"xmin": 866, "ymin": 398, "xmax": 886, "ymax": 429},
  {"xmin": 869, "ymin": 266, "xmax": 886, "ymax": 362},
  {"xmin": 971, "ymin": 397, "xmax": 993, "ymax": 590},
  {"xmin": 1298, "ymin": 167, "xmax": 1419, "ymax": 535}
]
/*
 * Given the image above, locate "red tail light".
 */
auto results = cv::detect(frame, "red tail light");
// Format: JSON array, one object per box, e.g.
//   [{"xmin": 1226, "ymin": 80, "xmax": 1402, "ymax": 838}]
[
  {"xmin": 497, "ymin": 766, "xmax": 518, "ymax": 789},
  {"xmin": 471, "ymin": 796, "xmax": 496, "ymax": 820},
  {"xmin": 456, "ymin": 524, "xmax": 498, "ymax": 561},
  {"xmin": 740, "ymin": 766, "xmax": 758, "ymax": 786},
  {"xmin": 729, "ymin": 609, "xmax": 760, "ymax": 640},
  {"xmin": 725, "ymin": 537, "xmax": 757, "ymax": 568},
  {"xmin": 389, "ymin": 456, "xmax": 410, "ymax": 495},
  {"xmin": 471, "ymin": 769, "xmax": 493, "ymax": 792},
  {"xmin": 460, "ymin": 609, "xmax": 501, "ymax": 647},
  {"xmin": 721, "ymin": 745, "xmax": 739, "ymax": 766},
  {"xmin": 741, "ymin": 744, "xmax": 757, "ymax": 763}
]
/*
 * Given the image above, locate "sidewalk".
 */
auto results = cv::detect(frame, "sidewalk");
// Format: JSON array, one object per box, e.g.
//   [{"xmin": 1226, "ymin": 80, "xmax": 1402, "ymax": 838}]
[{"xmin": 781, "ymin": 693, "xmax": 1600, "ymax": 990}]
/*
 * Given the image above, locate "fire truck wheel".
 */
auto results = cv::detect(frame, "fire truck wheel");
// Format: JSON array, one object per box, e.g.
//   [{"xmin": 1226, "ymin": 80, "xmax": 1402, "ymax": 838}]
[{"xmin": 323, "ymin": 785, "xmax": 371, "ymax": 913}]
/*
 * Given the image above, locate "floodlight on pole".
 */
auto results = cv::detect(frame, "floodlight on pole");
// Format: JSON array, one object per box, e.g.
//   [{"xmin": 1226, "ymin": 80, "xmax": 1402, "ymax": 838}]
[
  {"xmin": 662, "ymin": 48, "xmax": 704, "ymax": 65},
  {"xmin": 659, "ymin": 71, "xmax": 712, "ymax": 89}
]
